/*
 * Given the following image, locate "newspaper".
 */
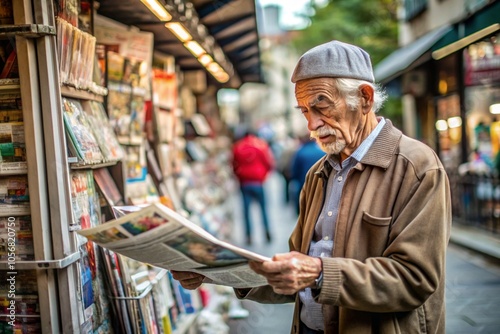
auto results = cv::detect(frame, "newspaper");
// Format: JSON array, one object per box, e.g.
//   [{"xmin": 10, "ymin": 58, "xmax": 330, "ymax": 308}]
[{"xmin": 77, "ymin": 203, "xmax": 271, "ymax": 288}]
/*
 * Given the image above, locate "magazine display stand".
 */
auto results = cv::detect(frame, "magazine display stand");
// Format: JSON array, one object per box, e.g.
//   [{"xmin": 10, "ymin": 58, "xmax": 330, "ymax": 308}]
[{"xmin": 0, "ymin": 1, "xmax": 238, "ymax": 333}]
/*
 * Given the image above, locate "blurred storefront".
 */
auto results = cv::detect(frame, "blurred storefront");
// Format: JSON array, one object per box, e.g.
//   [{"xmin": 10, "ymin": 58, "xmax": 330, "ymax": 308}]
[{"xmin": 375, "ymin": 0, "xmax": 500, "ymax": 233}]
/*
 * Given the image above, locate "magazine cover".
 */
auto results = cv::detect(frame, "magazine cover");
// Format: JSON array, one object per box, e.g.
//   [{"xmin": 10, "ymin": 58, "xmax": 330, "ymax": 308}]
[
  {"xmin": 0, "ymin": 175, "xmax": 29, "ymax": 204},
  {"xmin": 0, "ymin": 39, "xmax": 18, "ymax": 79},
  {"xmin": 93, "ymin": 167, "xmax": 123, "ymax": 208},
  {"xmin": 70, "ymin": 170, "xmax": 101, "ymax": 228},
  {"xmin": 85, "ymin": 100, "xmax": 125, "ymax": 162},
  {"xmin": 0, "ymin": 216, "xmax": 33, "ymax": 261},
  {"xmin": 62, "ymin": 98, "xmax": 104, "ymax": 164},
  {"xmin": 0, "ymin": 121, "xmax": 28, "ymax": 173}
]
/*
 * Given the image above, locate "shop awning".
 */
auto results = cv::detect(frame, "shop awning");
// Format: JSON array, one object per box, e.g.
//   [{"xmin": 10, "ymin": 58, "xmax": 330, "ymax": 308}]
[
  {"xmin": 374, "ymin": 25, "xmax": 452, "ymax": 83},
  {"xmin": 431, "ymin": 1, "xmax": 500, "ymax": 60},
  {"xmin": 96, "ymin": 0, "xmax": 263, "ymax": 88},
  {"xmin": 192, "ymin": 0, "xmax": 262, "ymax": 83}
]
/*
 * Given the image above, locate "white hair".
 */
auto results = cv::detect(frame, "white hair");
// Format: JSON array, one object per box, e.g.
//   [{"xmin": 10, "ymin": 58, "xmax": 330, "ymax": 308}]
[{"xmin": 333, "ymin": 78, "xmax": 388, "ymax": 113}]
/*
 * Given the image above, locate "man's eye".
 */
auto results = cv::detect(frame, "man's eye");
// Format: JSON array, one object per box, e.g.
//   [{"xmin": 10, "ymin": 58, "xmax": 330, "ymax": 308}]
[{"xmin": 313, "ymin": 106, "xmax": 328, "ymax": 114}]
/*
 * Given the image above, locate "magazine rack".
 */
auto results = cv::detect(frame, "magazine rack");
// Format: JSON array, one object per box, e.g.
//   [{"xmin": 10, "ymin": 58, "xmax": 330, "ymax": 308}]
[{"xmin": 1, "ymin": 0, "xmax": 235, "ymax": 332}]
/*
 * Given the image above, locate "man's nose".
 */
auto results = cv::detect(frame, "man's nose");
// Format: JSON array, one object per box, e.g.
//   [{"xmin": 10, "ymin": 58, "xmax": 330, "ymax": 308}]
[{"xmin": 307, "ymin": 111, "xmax": 324, "ymax": 131}]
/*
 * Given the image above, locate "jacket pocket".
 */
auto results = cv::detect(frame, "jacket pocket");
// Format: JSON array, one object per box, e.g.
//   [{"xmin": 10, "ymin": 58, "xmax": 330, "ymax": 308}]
[
  {"xmin": 358, "ymin": 212, "xmax": 392, "ymax": 256},
  {"xmin": 361, "ymin": 211, "xmax": 392, "ymax": 226}
]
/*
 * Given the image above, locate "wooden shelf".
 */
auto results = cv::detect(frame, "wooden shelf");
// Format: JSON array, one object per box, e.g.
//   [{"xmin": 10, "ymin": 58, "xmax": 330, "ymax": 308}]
[
  {"xmin": 0, "ymin": 162, "xmax": 28, "ymax": 175},
  {"xmin": 69, "ymin": 159, "xmax": 119, "ymax": 170},
  {"xmin": 0, "ymin": 24, "xmax": 55, "ymax": 37},
  {"xmin": 0, "ymin": 78, "xmax": 20, "ymax": 91},
  {"xmin": 61, "ymin": 85, "xmax": 106, "ymax": 102},
  {"xmin": 0, "ymin": 205, "xmax": 30, "ymax": 217}
]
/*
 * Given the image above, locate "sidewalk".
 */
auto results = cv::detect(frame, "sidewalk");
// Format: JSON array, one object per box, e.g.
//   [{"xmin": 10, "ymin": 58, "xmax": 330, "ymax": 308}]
[{"xmin": 450, "ymin": 223, "xmax": 500, "ymax": 259}]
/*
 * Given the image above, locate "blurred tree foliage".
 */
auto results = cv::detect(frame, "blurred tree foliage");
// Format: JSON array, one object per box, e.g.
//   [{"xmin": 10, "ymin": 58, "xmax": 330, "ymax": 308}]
[{"xmin": 291, "ymin": 0, "xmax": 402, "ymax": 127}]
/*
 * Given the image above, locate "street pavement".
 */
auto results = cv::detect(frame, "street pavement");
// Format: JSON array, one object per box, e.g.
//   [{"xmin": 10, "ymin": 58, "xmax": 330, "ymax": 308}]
[
  {"xmin": 227, "ymin": 172, "xmax": 500, "ymax": 334},
  {"xmin": 446, "ymin": 243, "xmax": 500, "ymax": 333}
]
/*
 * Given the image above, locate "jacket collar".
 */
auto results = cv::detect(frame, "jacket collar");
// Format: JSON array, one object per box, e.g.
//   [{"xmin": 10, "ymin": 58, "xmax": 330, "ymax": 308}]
[
  {"xmin": 360, "ymin": 119, "xmax": 402, "ymax": 169},
  {"xmin": 314, "ymin": 156, "xmax": 332, "ymax": 181}
]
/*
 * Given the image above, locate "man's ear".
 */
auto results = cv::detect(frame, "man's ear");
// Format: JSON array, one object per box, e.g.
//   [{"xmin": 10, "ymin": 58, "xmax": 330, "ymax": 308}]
[{"xmin": 360, "ymin": 84, "xmax": 374, "ymax": 114}]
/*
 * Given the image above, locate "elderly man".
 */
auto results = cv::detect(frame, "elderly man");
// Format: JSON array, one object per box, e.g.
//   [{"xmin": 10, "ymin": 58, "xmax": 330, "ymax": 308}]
[{"xmin": 172, "ymin": 40, "xmax": 451, "ymax": 334}]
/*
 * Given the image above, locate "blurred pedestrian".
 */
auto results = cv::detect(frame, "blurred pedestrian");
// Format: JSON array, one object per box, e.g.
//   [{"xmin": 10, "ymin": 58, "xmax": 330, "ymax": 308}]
[
  {"xmin": 276, "ymin": 136, "xmax": 299, "ymax": 204},
  {"xmin": 231, "ymin": 129, "xmax": 275, "ymax": 245},
  {"xmin": 290, "ymin": 133, "xmax": 325, "ymax": 214}
]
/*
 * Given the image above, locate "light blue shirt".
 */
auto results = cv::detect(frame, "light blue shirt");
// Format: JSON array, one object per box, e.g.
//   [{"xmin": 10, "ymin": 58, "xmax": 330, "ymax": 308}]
[{"xmin": 299, "ymin": 118, "xmax": 386, "ymax": 331}]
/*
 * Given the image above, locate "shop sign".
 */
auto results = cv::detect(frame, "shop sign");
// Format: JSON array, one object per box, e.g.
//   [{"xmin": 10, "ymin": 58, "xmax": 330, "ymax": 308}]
[{"xmin": 464, "ymin": 35, "xmax": 500, "ymax": 86}]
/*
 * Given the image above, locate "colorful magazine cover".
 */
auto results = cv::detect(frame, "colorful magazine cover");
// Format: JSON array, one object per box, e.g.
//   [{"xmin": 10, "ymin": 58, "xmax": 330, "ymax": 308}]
[
  {"xmin": 85, "ymin": 101, "xmax": 125, "ymax": 162},
  {"xmin": 70, "ymin": 170, "xmax": 101, "ymax": 228},
  {"xmin": 62, "ymin": 97, "xmax": 104, "ymax": 164},
  {"xmin": 0, "ymin": 175, "xmax": 29, "ymax": 204}
]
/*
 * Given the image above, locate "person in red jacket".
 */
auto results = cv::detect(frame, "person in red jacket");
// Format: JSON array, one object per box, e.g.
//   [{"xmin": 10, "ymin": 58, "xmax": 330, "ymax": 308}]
[{"xmin": 231, "ymin": 130, "xmax": 275, "ymax": 245}]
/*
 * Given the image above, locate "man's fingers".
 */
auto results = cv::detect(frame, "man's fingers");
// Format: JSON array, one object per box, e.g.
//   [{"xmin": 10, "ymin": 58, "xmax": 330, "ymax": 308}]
[
  {"xmin": 170, "ymin": 271, "xmax": 205, "ymax": 290},
  {"xmin": 171, "ymin": 270, "xmax": 200, "ymax": 280}
]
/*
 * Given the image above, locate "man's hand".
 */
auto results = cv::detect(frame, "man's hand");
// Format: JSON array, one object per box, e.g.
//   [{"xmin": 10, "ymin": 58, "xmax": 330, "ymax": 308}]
[
  {"xmin": 248, "ymin": 251, "xmax": 322, "ymax": 295},
  {"xmin": 170, "ymin": 271, "xmax": 205, "ymax": 290}
]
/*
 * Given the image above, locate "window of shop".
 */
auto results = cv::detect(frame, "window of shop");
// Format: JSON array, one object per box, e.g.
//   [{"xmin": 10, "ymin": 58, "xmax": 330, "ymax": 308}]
[
  {"xmin": 434, "ymin": 53, "xmax": 460, "ymax": 171},
  {"xmin": 436, "ymin": 94, "xmax": 462, "ymax": 171},
  {"xmin": 464, "ymin": 86, "xmax": 500, "ymax": 172},
  {"xmin": 463, "ymin": 32, "xmax": 500, "ymax": 176},
  {"xmin": 435, "ymin": 53, "xmax": 458, "ymax": 95}
]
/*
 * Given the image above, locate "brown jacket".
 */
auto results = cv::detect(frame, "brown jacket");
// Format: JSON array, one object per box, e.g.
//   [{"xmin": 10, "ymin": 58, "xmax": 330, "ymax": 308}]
[{"xmin": 236, "ymin": 120, "xmax": 451, "ymax": 334}]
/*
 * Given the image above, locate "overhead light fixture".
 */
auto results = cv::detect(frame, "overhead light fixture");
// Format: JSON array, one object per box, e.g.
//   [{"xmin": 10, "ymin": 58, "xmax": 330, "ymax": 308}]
[
  {"xmin": 198, "ymin": 54, "xmax": 213, "ymax": 66},
  {"xmin": 447, "ymin": 116, "xmax": 462, "ymax": 128},
  {"xmin": 490, "ymin": 103, "xmax": 500, "ymax": 114},
  {"xmin": 162, "ymin": 10, "xmax": 235, "ymax": 85},
  {"xmin": 435, "ymin": 119, "xmax": 448, "ymax": 131},
  {"xmin": 184, "ymin": 41, "xmax": 206, "ymax": 57},
  {"xmin": 206, "ymin": 62, "xmax": 230, "ymax": 83},
  {"xmin": 165, "ymin": 22, "xmax": 192, "ymax": 42},
  {"xmin": 214, "ymin": 72, "xmax": 230, "ymax": 83},
  {"xmin": 207, "ymin": 62, "xmax": 223, "ymax": 73},
  {"xmin": 140, "ymin": 0, "xmax": 172, "ymax": 21}
]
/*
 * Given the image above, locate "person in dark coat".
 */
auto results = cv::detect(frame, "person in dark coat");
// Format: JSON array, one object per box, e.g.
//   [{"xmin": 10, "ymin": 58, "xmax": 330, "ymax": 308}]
[{"xmin": 290, "ymin": 133, "xmax": 325, "ymax": 214}]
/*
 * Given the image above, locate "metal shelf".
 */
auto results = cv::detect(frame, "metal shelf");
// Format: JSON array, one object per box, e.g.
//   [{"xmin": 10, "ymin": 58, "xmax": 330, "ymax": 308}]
[
  {"xmin": 0, "ymin": 251, "xmax": 80, "ymax": 270},
  {"xmin": 0, "ymin": 314, "xmax": 40, "ymax": 318}
]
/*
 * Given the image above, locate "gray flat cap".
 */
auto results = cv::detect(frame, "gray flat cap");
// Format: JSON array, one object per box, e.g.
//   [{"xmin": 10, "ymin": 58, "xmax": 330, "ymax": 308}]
[{"xmin": 291, "ymin": 40, "xmax": 374, "ymax": 83}]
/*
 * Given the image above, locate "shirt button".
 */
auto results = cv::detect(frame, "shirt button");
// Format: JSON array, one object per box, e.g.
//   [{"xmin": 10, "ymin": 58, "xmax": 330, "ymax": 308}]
[
  {"xmin": 320, "ymin": 252, "xmax": 325, "ymax": 257},
  {"xmin": 324, "ymin": 236, "xmax": 329, "ymax": 241},
  {"xmin": 327, "ymin": 211, "xmax": 333, "ymax": 216},
  {"xmin": 337, "ymin": 176, "xmax": 343, "ymax": 182}
]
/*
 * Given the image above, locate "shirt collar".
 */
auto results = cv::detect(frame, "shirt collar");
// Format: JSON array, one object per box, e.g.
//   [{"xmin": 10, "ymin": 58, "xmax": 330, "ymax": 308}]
[{"xmin": 325, "ymin": 117, "xmax": 386, "ymax": 166}]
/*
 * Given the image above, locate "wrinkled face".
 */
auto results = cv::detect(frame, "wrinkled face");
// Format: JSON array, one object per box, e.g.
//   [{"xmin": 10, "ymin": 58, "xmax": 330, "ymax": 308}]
[{"xmin": 295, "ymin": 78, "xmax": 363, "ymax": 156}]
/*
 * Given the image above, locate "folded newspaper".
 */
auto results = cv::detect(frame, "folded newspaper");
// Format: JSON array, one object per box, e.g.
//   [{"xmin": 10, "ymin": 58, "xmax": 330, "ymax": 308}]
[{"xmin": 77, "ymin": 203, "xmax": 271, "ymax": 288}]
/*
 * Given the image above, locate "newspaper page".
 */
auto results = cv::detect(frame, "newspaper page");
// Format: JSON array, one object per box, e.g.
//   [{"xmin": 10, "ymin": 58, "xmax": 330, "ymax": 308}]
[{"xmin": 77, "ymin": 203, "xmax": 271, "ymax": 288}]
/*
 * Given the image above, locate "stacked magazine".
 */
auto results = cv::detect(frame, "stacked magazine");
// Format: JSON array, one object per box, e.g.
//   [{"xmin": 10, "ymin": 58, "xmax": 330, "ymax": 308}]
[
  {"xmin": 63, "ymin": 97, "xmax": 104, "ymax": 164},
  {"xmin": 78, "ymin": 203, "xmax": 270, "ymax": 288}
]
